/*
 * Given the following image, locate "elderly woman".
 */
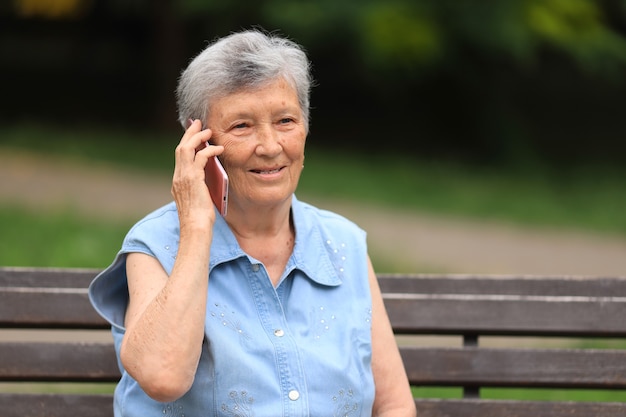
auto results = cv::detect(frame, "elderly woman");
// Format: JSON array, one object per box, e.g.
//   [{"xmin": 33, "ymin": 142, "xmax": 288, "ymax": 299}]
[{"xmin": 89, "ymin": 29, "xmax": 416, "ymax": 417}]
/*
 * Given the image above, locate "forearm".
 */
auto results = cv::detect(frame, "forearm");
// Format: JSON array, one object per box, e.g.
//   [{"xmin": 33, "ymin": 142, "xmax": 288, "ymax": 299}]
[
  {"xmin": 121, "ymin": 225, "xmax": 211, "ymax": 401},
  {"xmin": 369, "ymin": 257, "xmax": 417, "ymax": 417}
]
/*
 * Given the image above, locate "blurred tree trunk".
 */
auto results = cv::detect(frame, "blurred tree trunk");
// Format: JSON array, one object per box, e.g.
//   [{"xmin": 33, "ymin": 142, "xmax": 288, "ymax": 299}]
[{"xmin": 151, "ymin": 0, "xmax": 185, "ymax": 131}]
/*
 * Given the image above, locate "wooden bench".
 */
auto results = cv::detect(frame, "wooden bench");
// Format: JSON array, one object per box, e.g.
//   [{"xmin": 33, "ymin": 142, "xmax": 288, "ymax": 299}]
[{"xmin": 1, "ymin": 267, "xmax": 625, "ymax": 416}]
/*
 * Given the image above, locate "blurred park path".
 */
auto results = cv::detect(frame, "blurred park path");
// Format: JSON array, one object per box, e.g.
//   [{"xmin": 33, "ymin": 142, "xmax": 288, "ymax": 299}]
[{"xmin": 2, "ymin": 148, "xmax": 626, "ymax": 276}]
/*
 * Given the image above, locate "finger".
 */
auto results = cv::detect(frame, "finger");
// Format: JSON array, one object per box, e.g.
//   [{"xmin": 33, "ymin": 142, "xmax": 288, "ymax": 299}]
[
  {"xmin": 183, "ymin": 118, "xmax": 202, "ymax": 141},
  {"xmin": 182, "ymin": 119, "xmax": 211, "ymax": 146},
  {"xmin": 176, "ymin": 127, "xmax": 213, "ymax": 164},
  {"xmin": 191, "ymin": 145, "xmax": 224, "ymax": 176},
  {"xmin": 194, "ymin": 143, "xmax": 224, "ymax": 159}
]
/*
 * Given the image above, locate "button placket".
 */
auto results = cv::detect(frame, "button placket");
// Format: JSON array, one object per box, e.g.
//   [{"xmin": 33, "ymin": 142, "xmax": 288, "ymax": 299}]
[{"xmin": 249, "ymin": 263, "xmax": 306, "ymax": 412}]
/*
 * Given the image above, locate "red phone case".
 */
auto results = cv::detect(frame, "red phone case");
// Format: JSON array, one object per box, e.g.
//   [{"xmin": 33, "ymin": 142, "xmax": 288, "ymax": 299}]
[
  {"xmin": 187, "ymin": 119, "xmax": 229, "ymax": 216},
  {"xmin": 205, "ymin": 152, "xmax": 229, "ymax": 216}
]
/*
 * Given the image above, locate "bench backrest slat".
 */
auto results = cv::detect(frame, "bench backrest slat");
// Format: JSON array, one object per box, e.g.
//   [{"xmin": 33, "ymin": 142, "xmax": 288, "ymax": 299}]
[
  {"xmin": 384, "ymin": 294, "xmax": 626, "ymax": 337},
  {"xmin": 401, "ymin": 347, "xmax": 626, "ymax": 388},
  {"xmin": 0, "ymin": 267, "xmax": 98, "ymax": 288},
  {"xmin": 0, "ymin": 393, "xmax": 114, "ymax": 417},
  {"xmin": 413, "ymin": 399, "xmax": 626, "ymax": 417},
  {"xmin": 378, "ymin": 274, "xmax": 626, "ymax": 297},
  {"xmin": 0, "ymin": 342, "xmax": 120, "ymax": 382},
  {"xmin": 0, "ymin": 288, "xmax": 108, "ymax": 328}
]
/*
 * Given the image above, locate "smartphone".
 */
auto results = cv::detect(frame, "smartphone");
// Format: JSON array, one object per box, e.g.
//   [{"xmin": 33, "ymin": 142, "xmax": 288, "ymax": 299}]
[
  {"xmin": 205, "ymin": 146, "xmax": 229, "ymax": 217},
  {"xmin": 187, "ymin": 119, "xmax": 229, "ymax": 216}
]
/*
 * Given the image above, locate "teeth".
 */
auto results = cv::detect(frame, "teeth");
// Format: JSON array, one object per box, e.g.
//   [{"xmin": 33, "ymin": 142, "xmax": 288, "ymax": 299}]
[{"xmin": 258, "ymin": 168, "xmax": 281, "ymax": 174}]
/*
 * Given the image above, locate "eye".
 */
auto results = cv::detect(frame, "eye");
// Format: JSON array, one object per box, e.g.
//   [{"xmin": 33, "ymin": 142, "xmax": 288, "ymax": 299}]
[
  {"xmin": 279, "ymin": 118, "xmax": 295, "ymax": 125},
  {"xmin": 233, "ymin": 122, "xmax": 248, "ymax": 129}
]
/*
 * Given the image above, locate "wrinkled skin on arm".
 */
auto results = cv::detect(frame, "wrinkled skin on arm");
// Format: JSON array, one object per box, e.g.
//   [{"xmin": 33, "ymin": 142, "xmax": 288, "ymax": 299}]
[
  {"xmin": 369, "ymin": 257, "xmax": 417, "ymax": 417},
  {"xmin": 120, "ymin": 120, "xmax": 222, "ymax": 401}
]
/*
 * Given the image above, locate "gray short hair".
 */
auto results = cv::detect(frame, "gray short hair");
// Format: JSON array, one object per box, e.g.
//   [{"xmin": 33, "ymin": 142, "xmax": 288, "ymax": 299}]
[{"xmin": 176, "ymin": 30, "xmax": 313, "ymax": 132}]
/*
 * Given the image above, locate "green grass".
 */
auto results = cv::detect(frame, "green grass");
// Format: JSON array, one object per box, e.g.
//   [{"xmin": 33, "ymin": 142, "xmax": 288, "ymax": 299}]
[
  {"xmin": 482, "ymin": 388, "xmax": 626, "ymax": 402},
  {"xmin": 0, "ymin": 382, "xmax": 115, "ymax": 395},
  {"xmin": 411, "ymin": 387, "xmax": 626, "ymax": 402},
  {"xmin": 0, "ymin": 205, "xmax": 130, "ymax": 268}
]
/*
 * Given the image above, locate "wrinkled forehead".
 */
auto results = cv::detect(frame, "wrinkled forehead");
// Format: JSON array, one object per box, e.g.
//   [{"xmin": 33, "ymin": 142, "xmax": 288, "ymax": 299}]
[{"xmin": 205, "ymin": 76, "xmax": 301, "ymax": 116}]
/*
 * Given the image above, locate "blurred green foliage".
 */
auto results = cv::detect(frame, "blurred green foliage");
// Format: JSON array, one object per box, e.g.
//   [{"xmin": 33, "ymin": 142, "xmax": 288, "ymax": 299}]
[
  {"xmin": 7, "ymin": 0, "xmax": 626, "ymax": 78},
  {"xmin": 3, "ymin": 0, "xmax": 626, "ymax": 168},
  {"xmin": 176, "ymin": 0, "xmax": 626, "ymax": 78}
]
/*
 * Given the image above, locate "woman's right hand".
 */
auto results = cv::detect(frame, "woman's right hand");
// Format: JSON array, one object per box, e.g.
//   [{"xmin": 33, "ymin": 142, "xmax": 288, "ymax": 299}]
[
  {"xmin": 172, "ymin": 119, "xmax": 224, "ymax": 230},
  {"xmin": 120, "ymin": 120, "xmax": 223, "ymax": 402}
]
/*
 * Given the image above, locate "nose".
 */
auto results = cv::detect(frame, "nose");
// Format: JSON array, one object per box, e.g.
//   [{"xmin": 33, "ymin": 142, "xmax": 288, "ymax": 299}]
[{"xmin": 255, "ymin": 123, "xmax": 282, "ymax": 156}]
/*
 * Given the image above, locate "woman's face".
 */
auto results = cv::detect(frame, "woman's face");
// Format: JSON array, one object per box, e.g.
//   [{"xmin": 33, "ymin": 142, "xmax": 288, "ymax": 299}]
[{"xmin": 206, "ymin": 78, "xmax": 307, "ymax": 212}]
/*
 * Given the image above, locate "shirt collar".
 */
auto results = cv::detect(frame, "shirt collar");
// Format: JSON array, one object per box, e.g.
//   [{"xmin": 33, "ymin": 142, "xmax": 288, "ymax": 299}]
[{"xmin": 209, "ymin": 195, "xmax": 342, "ymax": 287}]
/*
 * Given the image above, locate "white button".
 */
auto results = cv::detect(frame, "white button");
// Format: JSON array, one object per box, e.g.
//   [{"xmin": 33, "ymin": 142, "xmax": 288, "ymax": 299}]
[
  {"xmin": 274, "ymin": 329, "xmax": 285, "ymax": 337},
  {"xmin": 288, "ymin": 390, "xmax": 300, "ymax": 401},
  {"xmin": 251, "ymin": 264, "xmax": 260, "ymax": 272}
]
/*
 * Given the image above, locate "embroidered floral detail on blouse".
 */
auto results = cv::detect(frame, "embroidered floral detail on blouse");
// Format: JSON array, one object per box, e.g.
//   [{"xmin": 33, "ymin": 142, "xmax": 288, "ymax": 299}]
[
  {"xmin": 310, "ymin": 305, "xmax": 337, "ymax": 340},
  {"xmin": 209, "ymin": 303, "xmax": 250, "ymax": 340},
  {"xmin": 220, "ymin": 390, "xmax": 254, "ymax": 417},
  {"xmin": 332, "ymin": 388, "xmax": 359, "ymax": 417},
  {"xmin": 161, "ymin": 402, "xmax": 185, "ymax": 416},
  {"xmin": 325, "ymin": 239, "xmax": 347, "ymax": 276}
]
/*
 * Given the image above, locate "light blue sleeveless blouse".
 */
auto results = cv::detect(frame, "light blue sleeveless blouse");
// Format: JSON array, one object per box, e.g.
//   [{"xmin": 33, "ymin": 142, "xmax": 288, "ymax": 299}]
[{"xmin": 89, "ymin": 196, "xmax": 375, "ymax": 416}]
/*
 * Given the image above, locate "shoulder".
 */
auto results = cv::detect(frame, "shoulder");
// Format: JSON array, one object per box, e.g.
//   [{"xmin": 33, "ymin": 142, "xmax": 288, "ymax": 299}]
[
  {"xmin": 292, "ymin": 197, "xmax": 368, "ymax": 263},
  {"xmin": 89, "ymin": 202, "xmax": 180, "ymax": 329},
  {"xmin": 119, "ymin": 202, "xmax": 180, "ymax": 274},
  {"xmin": 127, "ymin": 201, "xmax": 179, "ymax": 234},
  {"xmin": 123, "ymin": 202, "xmax": 179, "ymax": 248}
]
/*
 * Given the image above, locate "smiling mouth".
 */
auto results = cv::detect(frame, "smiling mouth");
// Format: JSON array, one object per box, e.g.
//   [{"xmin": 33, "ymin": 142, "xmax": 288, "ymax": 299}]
[{"xmin": 252, "ymin": 167, "xmax": 283, "ymax": 174}]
